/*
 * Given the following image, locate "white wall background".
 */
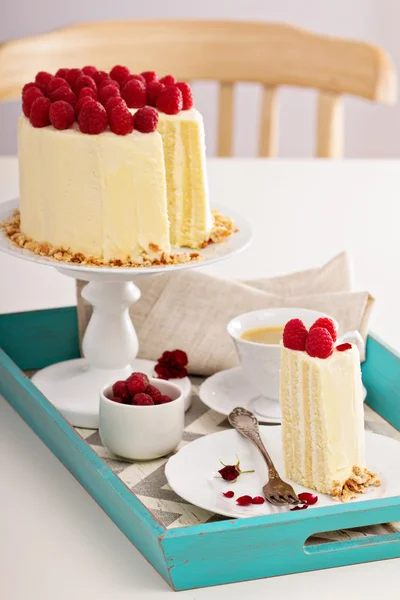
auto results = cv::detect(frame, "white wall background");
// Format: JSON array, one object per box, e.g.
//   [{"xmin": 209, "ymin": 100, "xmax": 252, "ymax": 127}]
[{"xmin": 1, "ymin": 0, "xmax": 400, "ymax": 157}]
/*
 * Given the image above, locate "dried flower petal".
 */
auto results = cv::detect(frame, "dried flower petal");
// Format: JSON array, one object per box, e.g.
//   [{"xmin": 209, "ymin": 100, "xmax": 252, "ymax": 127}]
[
  {"xmin": 236, "ymin": 495, "xmax": 253, "ymax": 506},
  {"xmin": 290, "ymin": 504, "xmax": 309, "ymax": 511},
  {"xmin": 222, "ymin": 491, "xmax": 235, "ymax": 498},
  {"xmin": 252, "ymin": 496, "xmax": 265, "ymax": 505},
  {"xmin": 298, "ymin": 492, "xmax": 318, "ymax": 505}
]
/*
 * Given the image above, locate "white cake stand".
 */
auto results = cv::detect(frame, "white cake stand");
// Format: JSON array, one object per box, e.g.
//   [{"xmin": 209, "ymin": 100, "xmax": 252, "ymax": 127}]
[{"xmin": 0, "ymin": 198, "xmax": 252, "ymax": 428}]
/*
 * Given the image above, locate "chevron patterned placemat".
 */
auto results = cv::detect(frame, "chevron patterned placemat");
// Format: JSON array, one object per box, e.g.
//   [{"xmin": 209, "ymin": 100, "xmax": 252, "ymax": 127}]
[{"xmin": 75, "ymin": 378, "xmax": 400, "ymax": 543}]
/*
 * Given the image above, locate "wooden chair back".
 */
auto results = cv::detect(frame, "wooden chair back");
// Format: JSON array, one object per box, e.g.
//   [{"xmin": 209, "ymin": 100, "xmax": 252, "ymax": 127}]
[{"xmin": 0, "ymin": 20, "xmax": 396, "ymax": 157}]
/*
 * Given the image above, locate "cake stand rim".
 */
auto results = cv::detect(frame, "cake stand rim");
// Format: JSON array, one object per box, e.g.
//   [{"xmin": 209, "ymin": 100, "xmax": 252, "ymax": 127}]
[{"xmin": 0, "ymin": 198, "xmax": 252, "ymax": 279}]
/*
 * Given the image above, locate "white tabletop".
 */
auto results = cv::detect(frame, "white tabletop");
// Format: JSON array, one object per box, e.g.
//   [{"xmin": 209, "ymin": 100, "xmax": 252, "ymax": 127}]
[{"xmin": 1, "ymin": 156, "xmax": 399, "ymax": 598}]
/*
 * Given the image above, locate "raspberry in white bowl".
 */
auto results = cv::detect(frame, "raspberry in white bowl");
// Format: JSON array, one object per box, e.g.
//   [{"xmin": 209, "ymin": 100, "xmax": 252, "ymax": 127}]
[{"xmin": 99, "ymin": 372, "xmax": 184, "ymax": 460}]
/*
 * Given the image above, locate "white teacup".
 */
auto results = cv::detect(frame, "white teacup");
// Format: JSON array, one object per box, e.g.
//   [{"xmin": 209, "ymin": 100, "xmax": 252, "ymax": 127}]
[{"xmin": 227, "ymin": 308, "xmax": 364, "ymax": 417}]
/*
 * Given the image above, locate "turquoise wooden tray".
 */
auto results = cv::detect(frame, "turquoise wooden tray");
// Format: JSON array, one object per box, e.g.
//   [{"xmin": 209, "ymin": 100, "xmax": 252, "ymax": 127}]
[{"xmin": 1, "ymin": 306, "xmax": 400, "ymax": 591}]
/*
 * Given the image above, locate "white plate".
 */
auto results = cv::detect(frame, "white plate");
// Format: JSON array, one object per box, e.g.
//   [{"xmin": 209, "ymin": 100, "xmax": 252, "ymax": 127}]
[
  {"xmin": 165, "ymin": 426, "xmax": 396, "ymax": 519},
  {"xmin": 199, "ymin": 366, "xmax": 367, "ymax": 424},
  {"xmin": 0, "ymin": 199, "xmax": 252, "ymax": 279}
]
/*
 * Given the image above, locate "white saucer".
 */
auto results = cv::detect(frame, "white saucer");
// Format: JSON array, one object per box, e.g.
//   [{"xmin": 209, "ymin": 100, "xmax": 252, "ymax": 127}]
[
  {"xmin": 199, "ymin": 366, "xmax": 367, "ymax": 424},
  {"xmin": 165, "ymin": 426, "xmax": 398, "ymax": 519}
]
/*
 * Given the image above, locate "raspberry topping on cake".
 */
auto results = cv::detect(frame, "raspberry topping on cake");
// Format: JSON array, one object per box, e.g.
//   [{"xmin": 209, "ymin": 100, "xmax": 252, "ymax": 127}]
[
  {"xmin": 121, "ymin": 79, "xmax": 147, "ymax": 108},
  {"xmin": 35, "ymin": 71, "xmax": 53, "ymax": 89},
  {"xmin": 47, "ymin": 77, "xmax": 69, "ymax": 99},
  {"xmin": 159, "ymin": 74, "xmax": 176, "ymax": 86},
  {"xmin": 99, "ymin": 84, "xmax": 120, "ymax": 106},
  {"xmin": 306, "ymin": 327, "xmax": 334, "ymax": 359},
  {"xmin": 22, "ymin": 82, "xmax": 38, "ymax": 96},
  {"xmin": 78, "ymin": 101, "xmax": 108, "ymax": 134},
  {"xmin": 75, "ymin": 96, "xmax": 96, "ymax": 117},
  {"xmin": 50, "ymin": 100, "xmax": 75, "ymax": 130},
  {"xmin": 283, "ymin": 319, "xmax": 308, "ymax": 351},
  {"xmin": 74, "ymin": 74, "xmax": 97, "ymax": 96},
  {"xmin": 79, "ymin": 87, "xmax": 97, "ymax": 101},
  {"xmin": 93, "ymin": 70, "xmax": 111, "ymax": 86},
  {"xmin": 55, "ymin": 68, "xmax": 70, "ymax": 79},
  {"xmin": 146, "ymin": 81, "xmax": 166, "ymax": 107},
  {"xmin": 105, "ymin": 96, "xmax": 126, "ymax": 115},
  {"xmin": 122, "ymin": 74, "xmax": 146, "ymax": 87},
  {"xmin": 29, "ymin": 97, "xmax": 51, "ymax": 127},
  {"xmin": 176, "ymin": 82, "xmax": 194, "ymax": 110},
  {"xmin": 108, "ymin": 104, "xmax": 134, "ymax": 136},
  {"xmin": 22, "ymin": 87, "xmax": 44, "ymax": 116},
  {"xmin": 156, "ymin": 86, "xmax": 183, "ymax": 115},
  {"xmin": 141, "ymin": 70, "xmax": 158, "ymax": 85},
  {"xmin": 310, "ymin": 317, "xmax": 337, "ymax": 342},
  {"xmin": 65, "ymin": 68, "xmax": 83, "ymax": 89},
  {"xmin": 51, "ymin": 86, "xmax": 77, "ymax": 107},
  {"xmin": 110, "ymin": 65, "xmax": 130, "ymax": 85},
  {"xmin": 133, "ymin": 107, "xmax": 158, "ymax": 133},
  {"xmin": 82, "ymin": 65, "xmax": 97, "ymax": 78}
]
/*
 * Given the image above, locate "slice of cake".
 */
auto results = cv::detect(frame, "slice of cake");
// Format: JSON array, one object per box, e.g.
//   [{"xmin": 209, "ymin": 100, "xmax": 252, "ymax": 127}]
[
  {"xmin": 280, "ymin": 317, "xmax": 379, "ymax": 500},
  {"xmin": 156, "ymin": 108, "xmax": 213, "ymax": 248},
  {"xmin": 18, "ymin": 115, "xmax": 170, "ymax": 262}
]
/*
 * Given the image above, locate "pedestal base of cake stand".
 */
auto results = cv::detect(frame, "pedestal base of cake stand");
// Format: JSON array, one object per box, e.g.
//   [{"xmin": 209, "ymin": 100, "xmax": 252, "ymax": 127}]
[
  {"xmin": 31, "ymin": 269, "xmax": 192, "ymax": 429},
  {"xmin": 31, "ymin": 357, "xmax": 191, "ymax": 429}
]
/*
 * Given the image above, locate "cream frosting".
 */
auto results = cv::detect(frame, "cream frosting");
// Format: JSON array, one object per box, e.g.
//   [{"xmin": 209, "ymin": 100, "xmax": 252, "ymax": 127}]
[{"xmin": 18, "ymin": 116, "xmax": 170, "ymax": 261}]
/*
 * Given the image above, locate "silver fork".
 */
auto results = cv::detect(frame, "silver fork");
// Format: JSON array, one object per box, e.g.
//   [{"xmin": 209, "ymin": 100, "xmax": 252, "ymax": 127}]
[{"xmin": 228, "ymin": 407, "xmax": 301, "ymax": 506}]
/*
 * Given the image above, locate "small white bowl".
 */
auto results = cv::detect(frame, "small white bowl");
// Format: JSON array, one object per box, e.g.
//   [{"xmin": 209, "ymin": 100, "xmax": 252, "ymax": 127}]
[{"xmin": 99, "ymin": 378, "xmax": 184, "ymax": 461}]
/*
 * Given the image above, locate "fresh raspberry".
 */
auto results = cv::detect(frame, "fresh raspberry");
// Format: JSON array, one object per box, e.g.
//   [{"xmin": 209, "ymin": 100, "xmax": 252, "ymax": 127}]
[
  {"xmin": 141, "ymin": 70, "xmax": 158, "ymax": 85},
  {"xmin": 74, "ymin": 74, "xmax": 97, "ymax": 96},
  {"xmin": 122, "ymin": 74, "xmax": 145, "ymax": 88},
  {"xmin": 55, "ymin": 68, "xmax": 70, "ymax": 79},
  {"xmin": 75, "ymin": 96, "xmax": 96, "ymax": 117},
  {"xmin": 133, "ymin": 393, "xmax": 154, "ymax": 406},
  {"xmin": 112, "ymin": 380, "xmax": 130, "ymax": 399},
  {"xmin": 310, "ymin": 317, "xmax": 337, "ymax": 342},
  {"xmin": 82, "ymin": 65, "xmax": 97, "ymax": 78},
  {"xmin": 98, "ymin": 78, "xmax": 120, "ymax": 92},
  {"xmin": 51, "ymin": 86, "xmax": 77, "ymax": 107},
  {"xmin": 47, "ymin": 77, "xmax": 69, "ymax": 99},
  {"xmin": 121, "ymin": 79, "xmax": 146, "ymax": 108},
  {"xmin": 158, "ymin": 394, "xmax": 173, "ymax": 404},
  {"xmin": 65, "ymin": 68, "xmax": 83, "ymax": 89},
  {"xmin": 93, "ymin": 70, "xmax": 111, "ymax": 87},
  {"xmin": 133, "ymin": 107, "xmax": 158, "ymax": 133},
  {"xmin": 159, "ymin": 74, "xmax": 176, "ymax": 86},
  {"xmin": 79, "ymin": 87, "xmax": 97, "ymax": 101},
  {"xmin": 49, "ymin": 100, "xmax": 75, "ymax": 130},
  {"xmin": 108, "ymin": 104, "xmax": 134, "ymax": 135},
  {"xmin": 336, "ymin": 342, "xmax": 352, "ymax": 352},
  {"xmin": 22, "ymin": 87, "xmax": 43, "ymax": 116},
  {"xmin": 146, "ymin": 81, "xmax": 166, "ymax": 107},
  {"xmin": 110, "ymin": 396, "xmax": 123, "ymax": 404},
  {"xmin": 105, "ymin": 96, "xmax": 126, "ymax": 115},
  {"xmin": 156, "ymin": 86, "xmax": 183, "ymax": 115},
  {"xmin": 35, "ymin": 71, "xmax": 53, "ymax": 89},
  {"xmin": 110, "ymin": 65, "xmax": 130, "ymax": 85},
  {"xmin": 99, "ymin": 84, "xmax": 120, "ymax": 106},
  {"xmin": 29, "ymin": 97, "xmax": 51, "ymax": 127},
  {"xmin": 78, "ymin": 101, "xmax": 108, "ymax": 134},
  {"xmin": 128, "ymin": 372, "xmax": 150, "ymax": 384},
  {"xmin": 283, "ymin": 319, "xmax": 308, "ymax": 351},
  {"xmin": 22, "ymin": 82, "xmax": 38, "ymax": 96},
  {"xmin": 175, "ymin": 82, "xmax": 194, "ymax": 110},
  {"xmin": 144, "ymin": 384, "xmax": 162, "ymax": 404},
  {"xmin": 306, "ymin": 327, "xmax": 334, "ymax": 359},
  {"xmin": 126, "ymin": 374, "xmax": 147, "ymax": 396}
]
